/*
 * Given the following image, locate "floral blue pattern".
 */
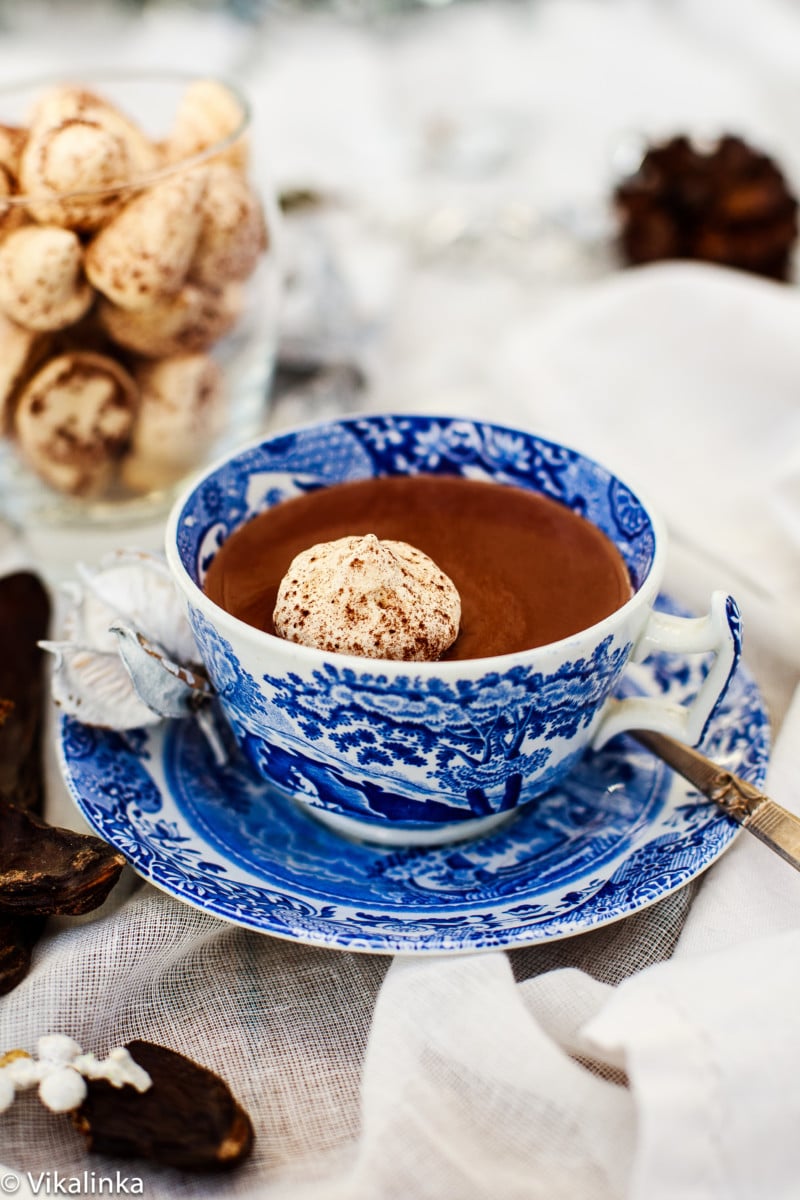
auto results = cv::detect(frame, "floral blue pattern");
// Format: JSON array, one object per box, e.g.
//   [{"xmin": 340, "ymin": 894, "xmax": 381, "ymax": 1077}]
[
  {"xmin": 175, "ymin": 415, "xmax": 659, "ymax": 834},
  {"xmin": 190, "ymin": 605, "xmax": 632, "ymax": 828},
  {"xmin": 58, "ymin": 600, "xmax": 770, "ymax": 955}
]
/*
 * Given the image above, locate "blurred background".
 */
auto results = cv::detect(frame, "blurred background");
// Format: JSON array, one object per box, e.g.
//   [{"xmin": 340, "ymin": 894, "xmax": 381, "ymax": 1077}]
[{"xmin": 0, "ymin": 0, "xmax": 798, "ymax": 431}]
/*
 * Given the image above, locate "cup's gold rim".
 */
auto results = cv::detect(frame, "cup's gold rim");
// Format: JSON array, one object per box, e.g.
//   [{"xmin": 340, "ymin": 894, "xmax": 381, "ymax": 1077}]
[{"xmin": 0, "ymin": 67, "xmax": 251, "ymax": 206}]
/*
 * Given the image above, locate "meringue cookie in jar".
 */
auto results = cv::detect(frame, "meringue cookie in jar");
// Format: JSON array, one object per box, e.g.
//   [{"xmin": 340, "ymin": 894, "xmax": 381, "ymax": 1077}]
[{"xmin": 0, "ymin": 71, "xmax": 281, "ymax": 530}]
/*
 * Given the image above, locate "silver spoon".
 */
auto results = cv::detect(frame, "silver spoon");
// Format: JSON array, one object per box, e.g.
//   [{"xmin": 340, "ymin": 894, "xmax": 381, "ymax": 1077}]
[{"xmin": 633, "ymin": 729, "xmax": 800, "ymax": 872}]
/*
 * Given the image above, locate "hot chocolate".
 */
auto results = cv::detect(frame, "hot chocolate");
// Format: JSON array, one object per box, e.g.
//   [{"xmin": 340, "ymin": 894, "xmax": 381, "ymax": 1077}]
[{"xmin": 202, "ymin": 475, "xmax": 632, "ymax": 661}]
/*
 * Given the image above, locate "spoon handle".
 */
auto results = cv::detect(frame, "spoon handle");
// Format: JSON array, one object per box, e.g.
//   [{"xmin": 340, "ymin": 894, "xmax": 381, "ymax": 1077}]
[{"xmin": 631, "ymin": 729, "xmax": 800, "ymax": 872}]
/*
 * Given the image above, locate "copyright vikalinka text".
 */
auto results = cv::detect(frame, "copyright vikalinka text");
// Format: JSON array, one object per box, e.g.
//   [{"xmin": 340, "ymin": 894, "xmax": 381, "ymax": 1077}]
[{"xmin": 22, "ymin": 1172, "xmax": 143, "ymax": 1195}]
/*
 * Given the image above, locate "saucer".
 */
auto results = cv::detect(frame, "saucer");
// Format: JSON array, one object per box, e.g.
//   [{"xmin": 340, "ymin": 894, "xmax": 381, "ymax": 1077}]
[{"xmin": 58, "ymin": 613, "xmax": 769, "ymax": 955}]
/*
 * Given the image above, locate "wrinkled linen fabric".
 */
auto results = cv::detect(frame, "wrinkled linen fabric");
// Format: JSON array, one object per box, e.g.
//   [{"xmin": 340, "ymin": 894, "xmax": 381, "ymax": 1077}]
[{"xmin": 4, "ymin": 2, "xmax": 800, "ymax": 1199}]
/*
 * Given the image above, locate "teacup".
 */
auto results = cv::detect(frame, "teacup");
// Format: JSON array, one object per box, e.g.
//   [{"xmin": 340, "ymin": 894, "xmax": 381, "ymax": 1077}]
[{"xmin": 165, "ymin": 413, "xmax": 741, "ymax": 847}]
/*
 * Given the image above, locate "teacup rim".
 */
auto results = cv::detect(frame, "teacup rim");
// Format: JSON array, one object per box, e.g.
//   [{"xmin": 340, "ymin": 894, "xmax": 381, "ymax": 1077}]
[{"xmin": 164, "ymin": 410, "xmax": 668, "ymax": 674}]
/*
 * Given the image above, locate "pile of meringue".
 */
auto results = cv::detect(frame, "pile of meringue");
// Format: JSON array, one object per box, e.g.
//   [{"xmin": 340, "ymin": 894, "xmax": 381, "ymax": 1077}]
[
  {"xmin": 0, "ymin": 78, "xmax": 267, "ymax": 497},
  {"xmin": 0, "ymin": 1036, "xmax": 151, "ymax": 1115}
]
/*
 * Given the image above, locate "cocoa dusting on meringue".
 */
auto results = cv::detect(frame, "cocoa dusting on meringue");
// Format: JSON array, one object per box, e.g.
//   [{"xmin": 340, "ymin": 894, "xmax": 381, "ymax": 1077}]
[
  {"xmin": 0, "ymin": 77, "xmax": 269, "ymax": 500},
  {"xmin": 14, "ymin": 351, "xmax": 137, "ymax": 495},
  {"xmin": 0, "ymin": 225, "xmax": 92, "ymax": 331},
  {"xmin": 273, "ymin": 533, "xmax": 461, "ymax": 662}
]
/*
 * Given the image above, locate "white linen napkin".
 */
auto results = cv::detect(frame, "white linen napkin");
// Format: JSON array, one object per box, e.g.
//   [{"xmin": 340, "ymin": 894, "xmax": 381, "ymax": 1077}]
[
  {"xmin": 348, "ymin": 261, "xmax": 800, "ymax": 1200},
  {"xmin": 582, "ymin": 686, "xmax": 800, "ymax": 1200}
]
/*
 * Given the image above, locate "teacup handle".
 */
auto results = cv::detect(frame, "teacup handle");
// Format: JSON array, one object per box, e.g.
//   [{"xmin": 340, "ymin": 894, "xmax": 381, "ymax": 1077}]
[{"xmin": 592, "ymin": 591, "xmax": 742, "ymax": 749}]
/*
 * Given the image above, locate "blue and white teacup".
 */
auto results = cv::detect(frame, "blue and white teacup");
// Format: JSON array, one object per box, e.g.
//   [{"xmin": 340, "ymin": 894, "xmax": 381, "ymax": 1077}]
[{"xmin": 165, "ymin": 414, "xmax": 741, "ymax": 847}]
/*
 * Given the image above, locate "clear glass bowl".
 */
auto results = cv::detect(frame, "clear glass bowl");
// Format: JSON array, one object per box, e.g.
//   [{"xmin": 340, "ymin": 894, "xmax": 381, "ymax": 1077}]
[{"xmin": 0, "ymin": 70, "xmax": 281, "ymax": 531}]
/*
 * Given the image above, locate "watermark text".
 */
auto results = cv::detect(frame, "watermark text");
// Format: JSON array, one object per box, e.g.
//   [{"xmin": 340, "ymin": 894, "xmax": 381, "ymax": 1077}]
[{"xmin": 1, "ymin": 1172, "xmax": 144, "ymax": 1195}]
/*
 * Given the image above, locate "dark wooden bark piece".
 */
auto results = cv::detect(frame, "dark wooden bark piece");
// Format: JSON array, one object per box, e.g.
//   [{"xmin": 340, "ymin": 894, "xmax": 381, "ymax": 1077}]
[
  {"xmin": 0, "ymin": 571, "xmax": 51, "ymax": 991},
  {"xmin": 0, "ymin": 914, "xmax": 45, "ymax": 995},
  {"xmin": 0, "ymin": 571, "xmax": 124, "ymax": 986},
  {"xmin": 0, "ymin": 571, "xmax": 51, "ymax": 814},
  {"xmin": 73, "ymin": 1040, "xmax": 255, "ymax": 1170},
  {"xmin": 0, "ymin": 802, "xmax": 125, "ymax": 915}
]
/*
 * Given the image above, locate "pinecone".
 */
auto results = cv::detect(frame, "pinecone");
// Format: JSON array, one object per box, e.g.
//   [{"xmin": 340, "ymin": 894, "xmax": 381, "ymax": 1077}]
[{"xmin": 614, "ymin": 134, "xmax": 798, "ymax": 281}]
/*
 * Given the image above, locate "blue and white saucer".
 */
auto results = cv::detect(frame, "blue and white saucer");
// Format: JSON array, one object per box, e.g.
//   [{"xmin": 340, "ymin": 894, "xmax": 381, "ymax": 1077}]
[{"xmin": 58, "ymin": 614, "xmax": 769, "ymax": 955}]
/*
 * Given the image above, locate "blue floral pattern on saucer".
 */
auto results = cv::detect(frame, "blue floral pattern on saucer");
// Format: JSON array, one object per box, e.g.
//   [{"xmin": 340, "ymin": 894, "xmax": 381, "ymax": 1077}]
[{"xmin": 58, "ymin": 597, "xmax": 769, "ymax": 955}]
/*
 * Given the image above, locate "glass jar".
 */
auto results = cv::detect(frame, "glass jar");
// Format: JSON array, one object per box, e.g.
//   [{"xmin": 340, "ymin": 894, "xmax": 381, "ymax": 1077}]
[{"xmin": 0, "ymin": 70, "xmax": 281, "ymax": 532}]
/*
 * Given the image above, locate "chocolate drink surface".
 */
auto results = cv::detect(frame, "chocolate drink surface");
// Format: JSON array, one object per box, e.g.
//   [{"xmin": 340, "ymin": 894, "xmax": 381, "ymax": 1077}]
[{"xmin": 202, "ymin": 475, "xmax": 633, "ymax": 660}]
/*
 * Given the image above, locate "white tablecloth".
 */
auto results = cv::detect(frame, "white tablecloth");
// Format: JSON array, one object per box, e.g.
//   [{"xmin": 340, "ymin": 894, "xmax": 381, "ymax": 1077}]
[{"xmin": 3, "ymin": 3, "xmax": 800, "ymax": 1197}]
